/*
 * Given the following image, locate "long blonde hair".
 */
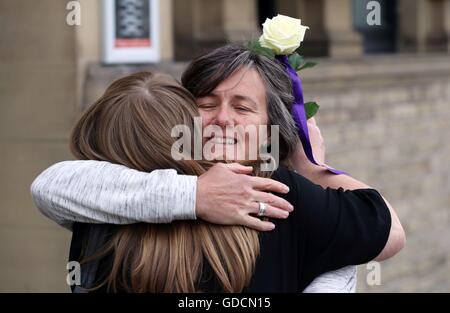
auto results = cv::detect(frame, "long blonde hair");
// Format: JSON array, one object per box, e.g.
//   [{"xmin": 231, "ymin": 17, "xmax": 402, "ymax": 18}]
[{"xmin": 71, "ymin": 71, "xmax": 265, "ymax": 292}]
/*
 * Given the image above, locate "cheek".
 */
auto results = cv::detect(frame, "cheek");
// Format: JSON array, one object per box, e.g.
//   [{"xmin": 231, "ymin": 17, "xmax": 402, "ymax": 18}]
[
  {"xmin": 240, "ymin": 114, "xmax": 270, "ymax": 145},
  {"xmin": 237, "ymin": 112, "xmax": 269, "ymax": 127},
  {"xmin": 199, "ymin": 111, "xmax": 213, "ymax": 127},
  {"xmin": 260, "ymin": 113, "xmax": 269, "ymax": 126},
  {"xmin": 261, "ymin": 105, "xmax": 269, "ymax": 124},
  {"xmin": 255, "ymin": 111, "xmax": 269, "ymax": 127},
  {"xmin": 256, "ymin": 113, "xmax": 270, "ymax": 144}
]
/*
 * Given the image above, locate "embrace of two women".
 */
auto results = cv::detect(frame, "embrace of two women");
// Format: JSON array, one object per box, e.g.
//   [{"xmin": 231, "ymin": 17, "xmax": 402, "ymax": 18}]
[{"xmin": 31, "ymin": 43, "xmax": 406, "ymax": 293}]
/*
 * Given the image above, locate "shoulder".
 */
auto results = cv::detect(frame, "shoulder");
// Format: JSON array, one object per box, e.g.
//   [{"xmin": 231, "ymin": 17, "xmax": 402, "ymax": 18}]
[
  {"xmin": 270, "ymin": 165, "xmax": 326, "ymax": 226},
  {"xmin": 271, "ymin": 165, "xmax": 316, "ymax": 191},
  {"xmin": 271, "ymin": 165, "xmax": 329, "ymax": 207},
  {"xmin": 272, "ymin": 165, "xmax": 389, "ymax": 211}
]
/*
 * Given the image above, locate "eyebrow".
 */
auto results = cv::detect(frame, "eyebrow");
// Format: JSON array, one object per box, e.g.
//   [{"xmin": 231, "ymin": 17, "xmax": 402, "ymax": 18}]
[{"xmin": 201, "ymin": 93, "xmax": 258, "ymax": 110}]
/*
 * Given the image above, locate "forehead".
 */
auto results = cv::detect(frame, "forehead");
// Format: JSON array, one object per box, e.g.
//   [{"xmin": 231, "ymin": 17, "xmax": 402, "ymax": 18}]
[{"xmin": 211, "ymin": 67, "xmax": 266, "ymax": 101}]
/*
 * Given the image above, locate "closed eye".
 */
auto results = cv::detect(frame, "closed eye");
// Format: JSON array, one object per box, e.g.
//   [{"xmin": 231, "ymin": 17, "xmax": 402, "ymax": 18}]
[
  {"xmin": 198, "ymin": 103, "xmax": 217, "ymax": 110},
  {"xmin": 235, "ymin": 105, "xmax": 253, "ymax": 112}
]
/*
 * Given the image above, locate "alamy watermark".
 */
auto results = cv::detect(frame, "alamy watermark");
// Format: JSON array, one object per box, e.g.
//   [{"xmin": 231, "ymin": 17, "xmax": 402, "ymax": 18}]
[
  {"xmin": 367, "ymin": 1, "xmax": 381, "ymax": 26},
  {"xmin": 66, "ymin": 261, "xmax": 81, "ymax": 286},
  {"xmin": 366, "ymin": 261, "xmax": 382, "ymax": 286},
  {"xmin": 66, "ymin": 1, "xmax": 81, "ymax": 26},
  {"xmin": 171, "ymin": 117, "xmax": 280, "ymax": 171}
]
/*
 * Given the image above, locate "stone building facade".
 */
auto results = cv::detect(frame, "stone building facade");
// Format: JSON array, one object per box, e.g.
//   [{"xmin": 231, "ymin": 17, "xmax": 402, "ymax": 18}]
[{"xmin": 0, "ymin": 0, "xmax": 449, "ymax": 291}]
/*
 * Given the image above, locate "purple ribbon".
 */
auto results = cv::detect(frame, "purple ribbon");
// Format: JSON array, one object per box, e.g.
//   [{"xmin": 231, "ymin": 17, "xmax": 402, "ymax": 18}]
[{"xmin": 276, "ymin": 55, "xmax": 346, "ymax": 175}]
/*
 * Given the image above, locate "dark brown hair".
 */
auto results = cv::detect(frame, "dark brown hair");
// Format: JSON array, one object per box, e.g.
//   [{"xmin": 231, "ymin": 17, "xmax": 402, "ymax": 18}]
[{"xmin": 182, "ymin": 44, "xmax": 298, "ymax": 162}]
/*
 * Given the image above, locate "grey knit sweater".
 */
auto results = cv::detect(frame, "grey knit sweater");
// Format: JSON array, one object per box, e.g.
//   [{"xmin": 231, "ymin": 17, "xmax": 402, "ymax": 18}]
[{"xmin": 31, "ymin": 160, "xmax": 356, "ymax": 293}]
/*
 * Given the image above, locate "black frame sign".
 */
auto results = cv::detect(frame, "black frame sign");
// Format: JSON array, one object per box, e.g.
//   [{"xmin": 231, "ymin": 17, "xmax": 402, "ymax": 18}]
[{"xmin": 102, "ymin": 0, "xmax": 160, "ymax": 64}]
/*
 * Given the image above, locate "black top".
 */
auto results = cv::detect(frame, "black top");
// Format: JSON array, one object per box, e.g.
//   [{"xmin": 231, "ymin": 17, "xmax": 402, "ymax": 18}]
[{"xmin": 69, "ymin": 165, "xmax": 391, "ymax": 292}]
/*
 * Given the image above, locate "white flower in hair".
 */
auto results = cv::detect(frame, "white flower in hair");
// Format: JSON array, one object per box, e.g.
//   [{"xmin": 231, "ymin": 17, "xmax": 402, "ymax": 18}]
[{"xmin": 259, "ymin": 14, "xmax": 309, "ymax": 55}]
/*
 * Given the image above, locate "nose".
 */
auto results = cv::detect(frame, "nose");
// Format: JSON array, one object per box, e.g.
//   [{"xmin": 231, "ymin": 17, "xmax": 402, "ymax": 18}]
[{"xmin": 213, "ymin": 105, "xmax": 234, "ymax": 127}]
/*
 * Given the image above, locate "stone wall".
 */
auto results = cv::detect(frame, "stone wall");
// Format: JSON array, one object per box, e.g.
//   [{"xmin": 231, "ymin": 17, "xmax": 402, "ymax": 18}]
[
  {"xmin": 0, "ymin": 0, "xmax": 76, "ymax": 291},
  {"xmin": 301, "ymin": 54, "xmax": 450, "ymax": 292}
]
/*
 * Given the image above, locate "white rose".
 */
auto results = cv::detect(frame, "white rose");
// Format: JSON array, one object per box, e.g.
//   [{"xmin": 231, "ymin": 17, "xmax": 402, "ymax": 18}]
[{"xmin": 259, "ymin": 14, "xmax": 309, "ymax": 55}]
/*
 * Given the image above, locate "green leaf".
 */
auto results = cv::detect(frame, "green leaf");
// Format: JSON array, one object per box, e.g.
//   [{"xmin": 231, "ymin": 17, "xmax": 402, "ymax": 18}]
[
  {"xmin": 304, "ymin": 102, "xmax": 320, "ymax": 119},
  {"xmin": 246, "ymin": 39, "xmax": 275, "ymax": 59},
  {"xmin": 246, "ymin": 39, "xmax": 261, "ymax": 51},
  {"xmin": 288, "ymin": 53, "xmax": 304, "ymax": 71},
  {"xmin": 297, "ymin": 61, "xmax": 317, "ymax": 72}
]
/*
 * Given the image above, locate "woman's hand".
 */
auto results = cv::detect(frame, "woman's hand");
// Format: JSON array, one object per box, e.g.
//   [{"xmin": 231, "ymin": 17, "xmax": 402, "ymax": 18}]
[
  {"xmin": 288, "ymin": 117, "xmax": 326, "ymax": 173},
  {"xmin": 196, "ymin": 163, "xmax": 294, "ymax": 231},
  {"xmin": 307, "ymin": 117, "xmax": 326, "ymax": 166}
]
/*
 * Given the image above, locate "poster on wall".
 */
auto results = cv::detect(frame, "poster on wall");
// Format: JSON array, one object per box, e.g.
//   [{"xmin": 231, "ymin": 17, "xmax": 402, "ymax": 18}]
[{"xmin": 102, "ymin": 0, "xmax": 160, "ymax": 64}]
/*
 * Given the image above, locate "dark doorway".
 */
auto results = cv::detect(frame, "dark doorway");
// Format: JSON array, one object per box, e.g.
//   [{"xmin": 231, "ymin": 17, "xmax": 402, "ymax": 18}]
[
  {"xmin": 352, "ymin": 0, "xmax": 398, "ymax": 54},
  {"xmin": 258, "ymin": 0, "xmax": 276, "ymax": 28}
]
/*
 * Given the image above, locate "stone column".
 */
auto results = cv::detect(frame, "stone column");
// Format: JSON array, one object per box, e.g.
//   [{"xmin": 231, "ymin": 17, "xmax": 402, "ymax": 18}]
[
  {"xmin": 278, "ymin": 0, "xmax": 328, "ymax": 56},
  {"xmin": 222, "ymin": 0, "xmax": 259, "ymax": 42},
  {"xmin": 398, "ymin": 0, "xmax": 447, "ymax": 53},
  {"xmin": 174, "ymin": 0, "xmax": 258, "ymax": 58},
  {"xmin": 444, "ymin": 0, "xmax": 450, "ymax": 52},
  {"xmin": 0, "ymin": 0, "xmax": 77, "ymax": 291},
  {"xmin": 192, "ymin": 0, "xmax": 225, "ymax": 42},
  {"xmin": 160, "ymin": 0, "xmax": 174, "ymax": 61},
  {"xmin": 76, "ymin": 0, "xmax": 101, "ymax": 107},
  {"xmin": 323, "ymin": 0, "xmax": 363, "ymax": 58},
  {"xmin": 174, "ymin": 0, "xmax": 198, "ymax": 59},
  {"xmin": 397, "ymin": 0, "xmax": 421, "ymax": 52},
  {"xmin": 174, "ymin": 0, "xmax": 225, "ymax": 59},
  {"xmin": 424, "ymin": 0, "xmax": 447, "ymax": 52}
]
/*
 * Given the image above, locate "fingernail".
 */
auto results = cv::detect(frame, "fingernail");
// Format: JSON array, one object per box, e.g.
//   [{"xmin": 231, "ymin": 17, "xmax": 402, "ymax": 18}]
[
  {"xmin": 269, "ymin": 224, "xmax": 275, "ymax": 230},
  {"xmin": 283, "ymin": 212, "xmax": 289, "ymax": 218},
  {"xmin": 289, "ymin": 205, "xmax": 294, "ymax": 211},
  {"xmin": 284, "ymin": 186, "xmax": 290, "ymax": 193}
]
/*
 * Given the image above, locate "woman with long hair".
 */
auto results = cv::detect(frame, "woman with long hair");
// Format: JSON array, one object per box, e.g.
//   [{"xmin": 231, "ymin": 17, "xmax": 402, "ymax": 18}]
[
  {"xmin": 71, "ymin": 71, "xmax": 261, "ymax": 292},
  {"xmin": 67, "ymin": 69, "xmax": 402, "ymax": 292}
]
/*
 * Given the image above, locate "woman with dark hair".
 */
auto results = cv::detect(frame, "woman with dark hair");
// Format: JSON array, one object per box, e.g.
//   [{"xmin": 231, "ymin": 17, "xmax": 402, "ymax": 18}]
[{"xmin": 60, "ymin": 60, "xmax": 403, "ymax": 292}]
